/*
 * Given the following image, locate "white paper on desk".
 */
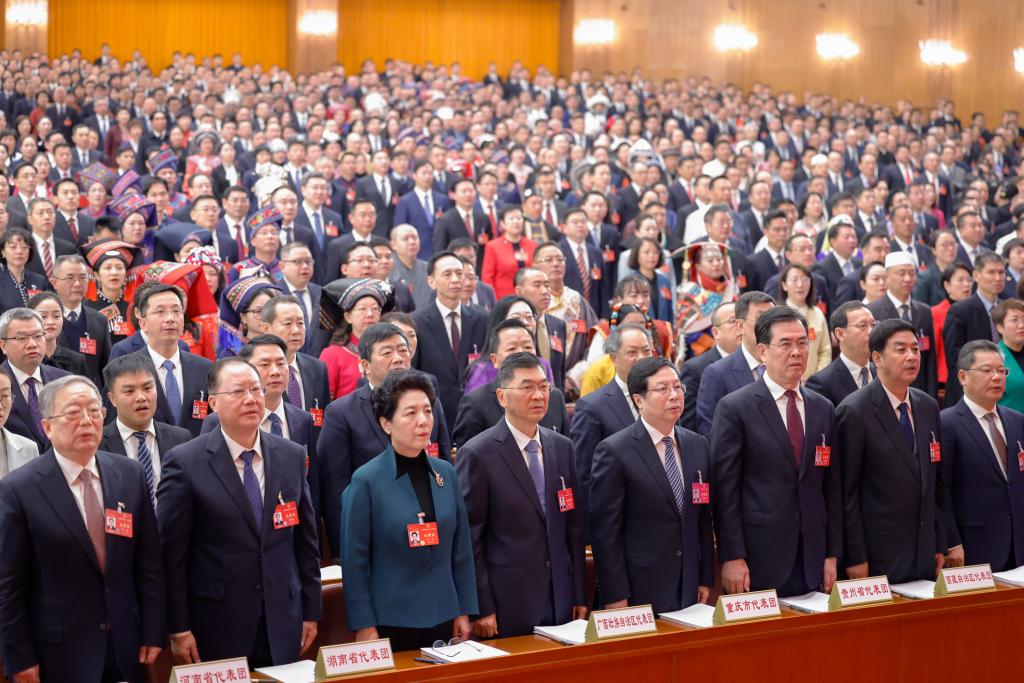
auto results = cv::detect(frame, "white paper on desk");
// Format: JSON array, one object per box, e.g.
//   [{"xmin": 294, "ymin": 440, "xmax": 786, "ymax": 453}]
[
  {"xmin": 534, "ymin": 619, "xmax": 588, "ymax": 645},
  {"xmin": 659, "ymin": 603, "xmax": 715, "ymax": 628},
  {"xmin": 420, "ymin": 641, "xmax": 510, "ymax": 663},
  {"xmin": 993, "ymin": 565, "xmax": 1024, "ymax": 587},
  {"xmin": 255, "ymin": 659, "xmax": 315, "ymax": 683},
  {"xmin": 890, "ymin": 580, "xmax": 936, "ymax": 600},
  {"xmin": 779, "ymin": 591, "xmax": 830, "ymax": 614},
  {"xmin": 320, "ymin": 564, "xmax": 342, "ymax": 582}
]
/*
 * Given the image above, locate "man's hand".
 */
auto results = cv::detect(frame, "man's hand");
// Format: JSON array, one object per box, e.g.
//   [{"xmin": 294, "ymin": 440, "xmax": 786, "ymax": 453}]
[
  {"xmin": 572, "ymin": 605, "xmax": 589, "ymax": 620},
  {"xmin": 603, "ymin": 599, "xmax": 628, "ymax": 609},
  {"xmin": 13, "ymin": 665, "xmax": 39, "ymax": 683},
  {"xmin": 722, "ymin": 559, "xmax": 750, "ymax": 594},
  {"xmin": 472, "ymin": 613, "xmax": 498, "ymax": 639},
  {"xmin": 822, "ymin": 557, "xmax": 838, "ymax": 594},
  {"xmin": 697, "ymin": 586, "xmax": 711, "ymax": 604},
  {"xmin": 453, "ymin": 615, "xmax": 471, "ymax": 642},
  {"xmin": 300, "ymin": 621, "xmax": 318, "ymax": 654},
  {"xmin": 170, "ymin": 631, "xmax": 201, "ymax": 664},
  {"xmin": 138, "ymin": 646, "xmax": 161, "ymax": 664},
  {"xmin": 355, "ymin": 627, "xmax": 379, "ymax": 642},
  {"xmin": 846, "ymin": 562, "xmax": 869, "ymax": 580},
  {"xmin": 935, "ymin": 552, "xmax": 946, "ymax": 577},
  {"xmin": 945, "ymin": 545, "xmax": 965, "ymax": 568}
]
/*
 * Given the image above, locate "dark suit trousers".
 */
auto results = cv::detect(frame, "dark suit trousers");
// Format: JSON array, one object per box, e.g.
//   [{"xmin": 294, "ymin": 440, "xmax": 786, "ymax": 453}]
[
  {"xmin": 101, "ymin": 634, "xmax": 124, "ymax": 683},
  {"xmin": 775, "ymin": 538, "xmax": 808, "ymax": 598},
  {"xmin": 378, "ymin": 621, "xmax": 453, "ymax": 651},
  {"xmin": 248, "ymin": 607, "xmax": 273, "ymax": 668}
]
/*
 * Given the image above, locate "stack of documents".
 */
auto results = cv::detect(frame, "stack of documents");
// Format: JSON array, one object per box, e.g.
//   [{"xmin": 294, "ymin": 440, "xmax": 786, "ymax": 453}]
[
  {"xmin": 534, "ymin": 619, "xmax": 588, "ymax": 645},
  {"xmin": 319, "ymin": 565, "xmax": 342, "ymax": 582},
  {"xmin": 779, "ymin": 591, "xmax": 830, "ymax": 614},
  {"xmin": 993, "ymin": 565, "xmax": 1024, "ymax": 587},
  {"xmin": 419, "ymin": 641, "xmax": 510, "ymax": 663},
  {"xmin": 659, "ymin": 603, "xmax": 715, "ymax": 628},
  {"xmin": 255, "ymin": 660, "xmax": 315, "ymax": 683},
  {"xmin": 890, "ymin": 580, "xmax": 936, "ymax": 599}
]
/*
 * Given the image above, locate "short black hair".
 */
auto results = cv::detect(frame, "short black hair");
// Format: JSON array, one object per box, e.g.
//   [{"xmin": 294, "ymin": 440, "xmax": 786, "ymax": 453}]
[
  {"xmin": 26, "ymin": 290, "xmax": 62, "ymax": 312},
  {"xmin": 497, "ymin": 351, "xmax": 544, "ymax": 387},
  {"xmin": 957, "ymin": 339, "xmax": 1001, "ymax": 373},
  {"xmin": 860, "ymin": 229, "xmax": 889, "ymax": 250},
  {"xmin": 489, "ymin": 318, "xmax": 530, "ymax": 356},
  {"xmin": 261, "ymin": 294, "xmax": 302, "ymax": 325},
  {"xmin": 371, "ymin": 369, "xmax": 436, "ymax": 422},
  {"xmin": 427, "ymin": 249, "xmax": 461, "ymax": 275},
  {"xmin": 868, "ymin": 318, "xmax": 917, "ymax": 355},
  {"xmin": 941, "ymin": 262, "xmax": 972, "ymax": 287},
  {"xmin": 754, "ymin": 305, "xmax": 808, "ymax": 346},
  {"xmin": 829, "ymin": 300, "xmax": 868, "ymax": 334},
  {"xmin": 735, "ymin": 290, "xmax": 775, "ymax": 322},
  {"xmin": 357, "ymin": 322, "xmax": 407, "ymax": 361},
  {"xmin": 238, "ymin": 333, "xmax": 288, "ymax": 360},
  {"xmin": 103, "ymin": 351, "xmax": 159, "ymax": 391},
  {"xmin": 93, "ymin": 215, "xmax": 122, "ymax": 237},
  {"xmin": 207, "ymin": 357, "xmax": 259, "ymax": 394},
  {"xmin": 135, "ymin": 283, "xmax": 184, "ymax": 317},
  {"xmin": 627, "ymin": 356, "xmax": 677, "ymax": 397}
]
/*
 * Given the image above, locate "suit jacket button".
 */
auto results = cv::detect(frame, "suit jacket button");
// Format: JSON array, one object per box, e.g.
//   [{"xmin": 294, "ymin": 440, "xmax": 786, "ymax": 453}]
[
  {"xmin": 256, "ymin": 584, "xmax": 263, "ymax": 592},
  {"xmin": 545, "ymin": 561, "xmax": 551, "ymax": 568},
  {"xmin": 675, "ymin": 550, "xmax": 682, "ymax": 557},
  {"xmin": 99, "ymin": 623, "xmax": 108, "ymax": 631}
]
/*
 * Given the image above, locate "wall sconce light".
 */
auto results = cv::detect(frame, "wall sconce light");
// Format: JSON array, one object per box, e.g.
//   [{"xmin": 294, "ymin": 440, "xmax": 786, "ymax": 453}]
[
  {"xmin": 713, "ymin": 24, "xmax": 758, "ymax": 53},
  {"xmin": 816, "ymin": 33, "xmax": 860, "ymax": 61},
  {"xmin": 1014, "ymin": 48, "xmax": 1024, "ymax": 75},
  {"xmin": 919, "ymin": 39, "xmax": 967, "ymax": 67},
  {"xmin": 298, "ymin": 10, "xmax": 337, "ymax": 37},
  {"xmin": 574, "ymin": 19, "xmax": 616, "ymax": 46},
  {"xmin": 5, "ymin": 1, "xmax": 47, "ymax": 27}
]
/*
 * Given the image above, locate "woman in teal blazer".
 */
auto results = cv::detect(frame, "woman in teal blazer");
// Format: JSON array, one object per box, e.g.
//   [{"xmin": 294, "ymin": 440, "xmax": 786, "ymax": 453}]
[
  {"xmin": 999, "ymin": 337, "xmax": 1024, "ymax": 414},
  {"xmin": 341, "ymin": 369, "xmax": 478, "ymax": 651}
]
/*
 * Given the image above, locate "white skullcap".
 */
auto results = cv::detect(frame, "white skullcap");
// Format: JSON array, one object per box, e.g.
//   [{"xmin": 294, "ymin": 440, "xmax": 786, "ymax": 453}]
[{"xmin": 884, "ymin": 251, "xmax": 916, "ymax": 269}]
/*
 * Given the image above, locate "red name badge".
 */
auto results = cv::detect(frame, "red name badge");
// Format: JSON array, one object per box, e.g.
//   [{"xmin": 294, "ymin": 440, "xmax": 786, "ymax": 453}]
[
  {"xmin": 273, "ymin": 500, "xmax": 300, "ymax": 529},
  {"xmin": 514, "ymin": 251, "xmax": 526, "ymax": 262},
  {"xmin": 557, "ymin": 487, "xmax": 575, "ymax": 512},
  {"xmin": 26, "ymin": 288, "xmax": 42, "ymax": 299},
  {"xmin": 426, "ymin": 442, "xmax": 439, "ymax": 458},
  {"xmin": 391, "ymin": 193, "xmax": 400, "ymax": 206},
  {"xmin": 550, "ymin": 334, "xmax": 564, "ymax": 353},
  {"xmin": 808, "ymin": 327, "xmax": 817, "ymax": 342},
  {"xmin": 477, "ymin": 232, "xmax": 489, "ymax": 245},
  {"xmin": 603, "ymin": 248, "xmax": 616, "ymax": 263},
  {"xmin": 192, "ymin": 392, "xmax": 209, "ymax": 420},
  {"xmin": 929, "ymin": 440, "xmax": 942, "ymax": 463},
  {"xmin": 660, "ymin": 286, "xmax": 672, "ymax": 300},
  {"xmin": 325, "ymin": 223, "xmax": 340, "ymax": 237},
  {"xmin": 1018, "ymin": 450, "xmax": 1024, "ymax": 472},
  {"xmin": 692, "ymin": 470, "xmax": 710, "ymax": 504},
  {"xmin": 573, "ymin": 319, "xmax": 588, "ymax": 334},
  {"xmin": 919, "ymin": 335, "xmax": 931, "ymax": 352},
  {"xmin": 104, "ymin": 509, "xmax": 133, "ymax": 537},
  {"xmin": 310, "ymin": 407, "xmax": 324, "ymax": 427},
  {"xmin": 407, "ymin": 522, "xmax": 439, "ymax": 547},
  {"xmin": 111, "ymin": 319, "xmax": 130, "ymax": 336},
  {"xmin": 815, "ymin": 444, "xmax": 831, "ymax": 467},
  {"xmin": 79, "ymin": 336, "xmax": 97, "ymax": 355},
  {"xmin": 591, "ymin": 266, "xmax": 603, "ymax": 281}
]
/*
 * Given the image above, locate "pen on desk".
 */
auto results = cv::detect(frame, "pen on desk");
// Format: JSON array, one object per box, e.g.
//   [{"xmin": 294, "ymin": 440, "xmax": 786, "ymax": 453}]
[{"xmin": 414, "ymin": 657, "xmax": 445, "ymax": 664}]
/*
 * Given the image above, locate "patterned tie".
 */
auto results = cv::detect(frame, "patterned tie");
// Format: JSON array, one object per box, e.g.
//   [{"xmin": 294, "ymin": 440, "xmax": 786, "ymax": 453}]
[
  {"xmin": 313, "ymin": 212, "xmax": 324, "ymax": 251},
  {"xmin": 161, "ymin": 360, "xmax": 182, "ymax": 425},
  {"xmin": 42, "ymin": 241, "xmax": 53, "ymax": 277},
  {"xmin": 448, "ymin": 311, "xmax": 461, "ymax": 361},
  {"xmin": 287, "ymin": 366, "xmax": 302, "ymax": 408},
  {"xmin": 79, "ymin": 469, "xmax": 106, "ymax": 572},
  {"xmin": 786, "ymin": 390, "xmax": 804, "ymax": 466},
  {"xmin": 378, "ymin": 178, "xmax": 389, "ymax": 205},
  {"xmin": 25, "ymin": 378, "xmax": 42, "ymax": 435},
  {"xmin": 576, "ymin": 245, "xmax": 591, "ymax": 300},
  {"xmin": 754, "ymin": 363, "xmax": 767, "ymax": 381},
  {"xmin": 240, "ymin": 450, "xmax": 264, "ymax": 526},
  {"xmin": 661, "ymin": 436, "xmax": 686, "ymax": 514},
  {"xmin": 133, "ymin": 431, "xmax": 156, "ymax": 506},
  {"xmin": 984, "ymin": 412, "xmax": 1008, "ymax": 476},
  {"xmin": 68, "ymin": 215, "xmax": 79, "ymax": 243},
  {"xmin": 900, "ymin": 304, "xmax": 912, "ymax": 323},
  {"xmin": 859, "ymin": 366, "xmax": 870, "ymax": 388},
  {"xmin": 234, "ymin": 223, "xmax": 246, "ymax": 259},
  {"xmin": 67, "ymin": 310, "xmax": 78, "ymax": 324},
  {"xmin": 525, "ymin": 440, "xmax": 546, "ymax": 516},
  {"xmin": 898, "ymin": 402, "xmax": 915, "ymax": 451},
  {"xmin": 989, "ymin": 310, "xmax": 1000, "ymax": 342},
  {"xmin": 268, "ymin": 412, "xmax": 283, "ymax": 437}
]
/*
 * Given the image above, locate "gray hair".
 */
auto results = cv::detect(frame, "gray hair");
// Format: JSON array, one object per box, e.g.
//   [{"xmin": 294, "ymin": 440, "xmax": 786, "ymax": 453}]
[
  {"xmin": 605, "ymin": 323, "xmax": 652, "ymax": 354},
  {"xmin": 0, "ymin": 308, "xmax": 43, "ymax": 338},
  {"xmin": 53, "ymin": 254, "xmax": 89, "ymax": 272},
  {"xmin": 38, "ymin": 375, "xmax": 102, "ymax": 420}
]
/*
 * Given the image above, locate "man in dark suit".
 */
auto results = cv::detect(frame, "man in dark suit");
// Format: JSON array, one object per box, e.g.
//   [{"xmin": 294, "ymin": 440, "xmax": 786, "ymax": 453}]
[
  {"xmin": 514, "ymin": 267, "xmax": 567, "ymax": 392},
  {"xmin": 881, "ymin": 145, "xmax": 916, "ymax": 193},
  {"xmin": 907, "ymin": 180, "xmax": 940, "ymax": 238},
  {"xmin": 157, "ymin": 357, "xmax": 321, "ymax": 666},
  {"xmin": 953, "ymin": 209, "xmax": 992, "ymax": 267},
  {"xmin": 431, "ymin": 178, "xmax": 492, "ymax": 254},
  {"xmin": 571, "ymin": 323, "xmax": 652, "ymax": 540},
  {"xmin": 126, "ymin": 285, "xmax": 214, "ymax": 437},
  {"xmin": 394, "ymin": 159, "xmax": 451, "ymax": 261},
  {"xmin": 943, "ymin": 253, "xmax": 1006, "ymax": 407},
  {"xmin": 837, "ymin": 319, "xmax": 948, "ymax": 584},
  {"xmin": 591, "ymin": 357, "xmax": 715, "ymax": 613},
  {"xmin": 806, "ymin": 302, "xmax": 877, "ymax": 407},
  {"xmin": 0, "ymin": 375, "xmax": 165, "ymax": 683},
  {"xmin": 323, "ymin": 199, "xmax": 378, "ymax": 283},
  {"xmin": 681, "ymin": 302, "xmax": 742, "ymax": 431},
  {"xmin": 696, "ymin": 292, "xmax": 776, "ymax": 437},
  {"xmin": 24, "ymin": 198, "xmax": 77, "ymax": 279},
  {"xmin": 295, "ymin": 173, "xmax": 344, "ymax": 267},
  {"xmin": 941, "ymin": 340, "xmax": 1024, "ymax": 571},
  {"xmin": 355, "ymin": 150, "xmax": 401, "ymax": 237},
  {"xmin": 259, "ymin": 294, "xmax": 332, "ymax": 412},
  {"xmin": 51, "ymin": 255, "xmax": 112, "ymax": 388},
  {"xmin": 560, "ymin": 208, "xmax": 614, "ymax": 318},
  {"xmin": 0, "ymin": 308, "xmax": 71, "ymax": 451},
  {"xmin": 6, "ymin": 162, "xmax": 37, "ymax": 230},
  {"xmin": 453, "ymin": 320, "xmax": 569, "ymax": 447},
  {"xmin": 833, "ymin": 229, "xmax": 892, "ymax": 308},
  {"xmin": 52, "ymin": 178, "xmax": 96, "ymax": 246},
  {"xmin": 278, "ymin": 245, "xmax": 329, "ymax": 357},
  {"xmin": 457, "ymin": 352, "xmax": 587, "ymax": 638},
  {"xmin": 109, "ymin": 331, "xmax": 190, "ymax": 361},
  {"xmin": 812, "ymin": 218, "xmax": 862, "ymax": 302},
  {"xmin": 101, "ymin": 354, "xmax": 193, "ymax": 508},
  {"xmin": 318, "ymin": 323, "xmax": 451, "ymax": 558},
  {"xmin": 888, "ymin": 204, "xmax": 933, "ymax": 270},
  {"xmin": 867, "ymin": 252, "xmax": 939, "ymax": 398},
  {"xmin": 412, "ymin": 252, "xmax": 488, "ymax": 433},
  {"xmin": 212, "ymin": 186, "xmax": 250, "ymax": 264},
  {"xmin": 712, "ymin": 307, "xmax": 842, "ymax": 597},
  {"xmin": 743, "ymin": 210, "xmax": 788, "ymax": 293},
  {"xmin": 48, "ymin": 97, "xmax": 81, "ymax": 139}
]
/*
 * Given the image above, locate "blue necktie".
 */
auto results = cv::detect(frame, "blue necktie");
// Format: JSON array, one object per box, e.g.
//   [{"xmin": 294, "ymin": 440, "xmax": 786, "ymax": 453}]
[
  {"xmin": 25, "ymin": 378, "xmax": 42, "ymax": 436},
  {"xmin": 898, "ymin": 402, "xmax": 915, "ymax": 451},
  {"xmin": 161, "ymin": 360, "xmax": 182, "ymax": 425},
  {"xmin": 268, "ymin": 412, "xmax": 283, "ymax": 437},
  {"xmin": 240, "ymin": 449, "xmax": 263, "ymax": 526},
  {"xmin": 133, "ymin": 431, "xmax": 155, "ymax": 505},
  {"xmin": 525, "ymin": 440, "xmax": 546, "ymax": 516},
  {"xmin": 661, "ymin": 436, "xmax": 686, "ymax": 514},
  {"xmin": 313, "ymin": 212, "xmax": 324, "ymax": 251},
  {"xmin": 422, "ymin": 193, "xmax": 434, "ymax": 226}
]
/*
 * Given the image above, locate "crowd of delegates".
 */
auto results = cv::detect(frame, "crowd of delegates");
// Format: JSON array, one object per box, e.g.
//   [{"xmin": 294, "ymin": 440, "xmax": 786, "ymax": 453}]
[{"xmin": 1, "ymin": 43, "xmax": 1024, "ymax": 680}]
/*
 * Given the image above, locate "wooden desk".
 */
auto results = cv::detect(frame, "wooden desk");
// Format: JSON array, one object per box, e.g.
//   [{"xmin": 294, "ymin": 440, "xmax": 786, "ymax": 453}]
[{"xmin": 318, "ymin": 585, "xmax": 1024, "ymax": 682}]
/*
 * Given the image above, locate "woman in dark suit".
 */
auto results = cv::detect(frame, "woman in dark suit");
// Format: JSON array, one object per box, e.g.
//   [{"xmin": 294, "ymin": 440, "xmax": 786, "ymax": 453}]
[
  {"xmin": 28, "ymin": 291, "xmax": 90, "ymax": 377},
  {"xmin": 627, "ymin": 237, "xmax": 674, "ymax": 324},
  {"xmin": 0, "ymin": 228, "xmax": 49, "ymax": 311},
  {"xmin": 481, "ymin": 206, "xmax": 536, "ymax": 299},
  {"xmin": 341, "ymin": 369, "xmax": 477, "ymax": 651}
]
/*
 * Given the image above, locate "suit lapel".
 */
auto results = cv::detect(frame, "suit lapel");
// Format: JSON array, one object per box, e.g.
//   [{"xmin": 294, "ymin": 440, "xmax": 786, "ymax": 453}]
[
  {"xmin": 603, "ymin": 382, "xmax": 635, "ymax": 431},
  {"xmin": 97, "ymin": 453, "xmax": 123, "ymax": 568},
  {"xmin": 4, "ymin": 362, "xmax": 44, "ymax": 444},
  {"xmin": 36, "ymin": 453, "xmax": 101, "ymax": 573},
  {"xmin": 753, "ymin": 381, "xmax": 799, "ymax": 474},
  {"xmin": 956, "ymin": 401, "xmax": 1006, "ymax": 480},
  {"xmin": 910, "ymin": 390, "xmax": 934, "ymax": 477},
  {"xmin": 358, "ymin": 386, "xmax": 389, "ymax": 452},
  {"xmin": 869, "ymin": 383, "xmax": 919, "ymax": 478},
  {"xmin": 730, "ymin": 351, "xmax": 754, "ymax": 388},
  {"xmin": 102, "ymin": 422, "xmax": 128, "ymax": 456},
  {"xmin": 632, "ymin": 421, "xmax": 682, "ymax": 519},
  {"xmin": 494, "ymin": 421, "xmax": 545, "ymax": 521},
  {"xmin": 261, "ymin": 434, "xmax": 281, "ymax": 545},
  {"xmin": 207, "ymin": 431, "xmax": 260, "ymax": 537}
]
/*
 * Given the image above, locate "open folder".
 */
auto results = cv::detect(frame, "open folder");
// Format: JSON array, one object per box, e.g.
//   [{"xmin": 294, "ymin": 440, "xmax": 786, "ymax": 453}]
[
  {"xmin": 993, "ymin": 565, "xmax": 1024, "ymax": 587},
  {"xmin": 419, "ymin": 641, "xmax": 510, "ymax": 663},
  {"xmin": 534, "ymin": 619, "xmax": 588, "ymax": 645}
]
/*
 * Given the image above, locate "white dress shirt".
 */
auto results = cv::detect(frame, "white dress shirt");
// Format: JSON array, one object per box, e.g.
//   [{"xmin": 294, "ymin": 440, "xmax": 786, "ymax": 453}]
[
  {"xmin": 9, "ymin": 363, "xmax": 42, "ymax": 403},
  {"xmin": 506, "ymin": 418, "xmax": 543, "ymax": 473},
  {"xmin": 763, "ymin": 373, "xmax": 806, "ymax": 432},
  {"xmin": 963, "ymin": 396, "xmax": 1008, "ymax": 477},
  {"xmin": 116, "ymin": 419, "xmax": 161, "ymax": 489},
  {"xmin": 223, "ymin": 429, "xmax": 265, "ymax": 497},
  {"xmin": 839, "ymin": 352, "xmax": 871, "ymax": 389},
  {"xmin": 287, "ymin": 357, "xmax": 307, "ymax": 409},
  {"xmin": 881, "ymin": 382, "xmax": 914, "ymax": 434},
  {"xmin": 566, "ymin": 236, "xmax": 590, "ymax": 271},
  {"xmin": 261, "ymin": 402, "xmax": 291, "ymax": 439},
  {"xmin": 31, "ymin": 233, "xmax": 56, "ymax": 264},
  {"xmin": 741, "ymin": 344, "xmax": 762, "ymax": 377},
  {"xmin": 641, "ymin": 417, "xmax": 683, "ymax": 487},
  {"xmin": 54, "ymin": 450, "xmax": 102, "ymax": 527},
  {"xmin": 147, "ymin": 345, "xmax": 184, "ymax": 405},
  {"xmin": 435, "ymin": 298, "xmax": 462, "ymax": 348},
  {"xmin": 614, "ymin": 374, "xmax": 638, "ymax": 420}
]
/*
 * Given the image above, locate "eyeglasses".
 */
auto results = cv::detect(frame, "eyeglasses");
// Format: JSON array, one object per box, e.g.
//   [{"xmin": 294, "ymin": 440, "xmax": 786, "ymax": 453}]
[
  {"xmin": 244, "ymin": 307, "xmax": 264, "ymax": 317},
  {"xmin": 282, "ymin": 258, "xmax": 314, "ymax": 267},
  {"xmin": 45, "ymin": 406, "xmax": 106, "ymax": 422},
  {"xmin": 2, "ymin": 332, "xmax": 44, "ymax": 343},
  {"xmin": 51, "ymin": 274, "xmax": 90, "ymax": 283},
  {"xmin": 537, "ymin": 256, "xmax": 566, "ymax": 265},
  {"xmin": 350, "ymin": 304, "xmax": 381, "ymax": 316},
  {"xmin": 348, "ymin": 255, "xmax": 379, "ymax": 265},
  {"xmin": 768, "ymin": 340, "xmax": 811, "ymax": 352},
  {"xmin": 643, "ymin": 383, "xmax": 685, "ymax": 396},
  {"xmin": 209, "ymin": 386, "xmax": 267, "ymax": 400},
  {"xmin": 501, "ymin": 382, "xmax": 553, "ymax": 395},
  {"xmin": 146, "ymin": 307, "xmax": 184, "ymax": 318},
  {"xmin": 966, "ymin": 366, "xmax": 1009, "ymax": 377}
]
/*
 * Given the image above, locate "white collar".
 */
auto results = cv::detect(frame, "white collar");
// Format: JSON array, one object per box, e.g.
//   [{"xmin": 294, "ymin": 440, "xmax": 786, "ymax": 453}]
[
  {"xmin": 886, "ymin": 290, "xmax": 911, "ymax": 310},
  {"xmin": 839, "ymin": 352, "xmax": 868, "ymax": 376},
  {"xmin": 762, "ymin": 372, "xmax": 801, "ymax": 402},
  {"xmin": 963, "ymin": 395, "xmax": 998, "ymax": 421},
  {"xmin": 435, "ymin": 297, "xmax": 460, "ymax": 320},
  {"xmin": 54, "ymin": 449, "xmax": 99, "ymax": 487},
  {"xmin": 264, "ymin": 401, "xmax": 287, "ymax": 425},
  {"xmin": 640, "ymin": 416, "xmax": 675, "ymax": 447},
  {"xmin": 505, "ymin": 417, "xmax": 540, "ymax": 451},
  {"xmin": 147, "ymin": 343, "xmax": 182, "ymax": 369},
  {"xmin": 116, "ymin": 418, "xmax": 156, "ymax": 442},
  {"xmin": 8, "ymin": 362, "xmax": 42, "ymax": 387},
  {"xmin": 740, "ymin": 344, "xmax": 761, "ymax": 371},
  {"xmin": 222, "ymin": 428, "xmax": 263, "ymax": 460},
  {"xmin": 881, "ymin": 382, "xmax": 910, "ymax": 410}
]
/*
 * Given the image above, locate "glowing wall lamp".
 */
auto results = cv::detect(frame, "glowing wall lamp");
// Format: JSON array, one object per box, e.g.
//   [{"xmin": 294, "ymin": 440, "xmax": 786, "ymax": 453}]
[
  {"xmin": 919, "ymin": 39, "xmax": 967, "ymax": 67},
  {"xmin": 5, "ymin": 1, "xmax": 47, "ymax": 27},
  {"xmin": 298, "ymin": 10, "xmax": 337, "ymax": 37},
  {"xmin": 815, "ymin": 33, "xmax": 860, "ymax": 61},
  {"xmin": 1014, "ymin": 48, "xmax": 1024, "ymax": 75},
  {"xmin": 713, "ymin": 23, "xmax": 758, "ymax": 53},
  {"xmin": 574, "ymin": 19, "xmax": 617, "ymax": 46}
]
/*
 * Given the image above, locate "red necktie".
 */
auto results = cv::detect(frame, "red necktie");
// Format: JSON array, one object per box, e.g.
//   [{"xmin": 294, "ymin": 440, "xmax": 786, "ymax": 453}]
[
  {"xmin": 544, "ymin": 202, "xmax": 554, "ymax": 225},
  {"xmin": 68, "ymin": 215, "xmax": 78, "ymax": 243},
  {"xmin": 576, "ymin": 245, "xmax": 591, "ymax": 300},
  {"xmin": 786, "ymin": 390, "xmax": 804, "ymax": 466},
  {"xmin": 904, "ymin": 165, "xmax": 912, "ymax": 186},
  {"xmin": 463, "ymin": 211, "xmax": 474, "ymax": 239},
  {"xmin": 488, "ymin": 204, "xmax": 497, "ymax": 234}
]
